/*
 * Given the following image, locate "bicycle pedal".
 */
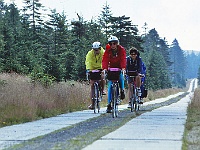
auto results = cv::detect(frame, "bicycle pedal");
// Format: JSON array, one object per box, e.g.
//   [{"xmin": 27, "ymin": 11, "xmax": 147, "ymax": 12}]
[{"xmin": 116, "ymin": 100, "xmax": 121, "ymax": 105}]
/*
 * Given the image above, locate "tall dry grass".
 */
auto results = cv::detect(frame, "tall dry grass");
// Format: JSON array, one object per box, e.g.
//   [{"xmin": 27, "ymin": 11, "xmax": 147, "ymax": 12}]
[
  {"xmin": 0, "ymin": 73, "xmax": 186, "ymax": 127},
  {"xmin": 190, "ymin": 88, "xmax": 200, "ymax": 108},
  {"xmin": 0, "ymin": 73, "xmax": 91, "ymax": 127},
  {"xmin": 145, "ymin": 88, "xmax": 184, "ymax": 101}
]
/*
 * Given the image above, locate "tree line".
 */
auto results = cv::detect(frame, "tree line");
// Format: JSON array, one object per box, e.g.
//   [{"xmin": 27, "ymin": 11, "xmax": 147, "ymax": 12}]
[{"xmin": 0, "ymin": 0, "xmax": 195, "ymax": 90}]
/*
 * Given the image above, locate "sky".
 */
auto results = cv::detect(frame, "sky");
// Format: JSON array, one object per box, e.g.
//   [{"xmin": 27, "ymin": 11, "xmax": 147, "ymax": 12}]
[{"xmin": 4, "ymin": 0, "xmax": 200, "ymax": 51}]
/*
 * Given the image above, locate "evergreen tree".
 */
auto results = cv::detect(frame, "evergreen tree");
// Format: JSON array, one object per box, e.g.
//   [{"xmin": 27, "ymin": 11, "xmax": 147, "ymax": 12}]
[
  {"xmin": 142, "ymin": 28, "xmax": 172, "ymax": 89},
  {"xmin": 70, "ymin": 15, "xmax": 89, "ymax": 80},
  {"xmin": 22, "ymin": 0, "xmax": 46, "ymax": 57},
  {"xmin": 86, "ymin": 19, "xmax": 107, "ymax": 45},
  {"xmin": 185, "ymin": 51, "xmax": 200, "ymax": 78},
  {"xmin": 146, "ymin": 50, "xmax": 171, "ymax": 90},
  {"xmin": 44, "ymin": 9, "xmax": 70, "ymax": 81},
  {"xmin": 109, "ymin": 15, "xmax": 143, "ymax": 51},
  {"xmin": 22, "ymin": 0, "xmax": 45, "ymax": 34},
  {"xmin": 98, "ymin": 2, "xmax": 113, "ymax": 39},
  {"xmin": 198, "ymin": 66, "xmax": 200, "ymax": 85},
  {"xmin": 0, "ymin": 3, "xmax": 28, "ymax": 73},
  {"xmin": 169, "ymin": 39, "xmax": 186, "ymax": 87},
  {"xmin": 157, "ymin": 38, "xmax": 172, "ymax": 68}
]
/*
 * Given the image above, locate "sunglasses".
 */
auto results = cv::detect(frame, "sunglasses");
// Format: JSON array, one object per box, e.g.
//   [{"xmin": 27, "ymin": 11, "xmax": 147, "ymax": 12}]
[
  {"xmin": 130, "ymin": 53, "xmax": 136, "ymax": 56},
  {"xmin": 109, "ymin": 42, "xmax": 117, "ymax": 46},
  {"xmin": 94, "ymin": 48, "xmax": 100, "ymax": 51}
]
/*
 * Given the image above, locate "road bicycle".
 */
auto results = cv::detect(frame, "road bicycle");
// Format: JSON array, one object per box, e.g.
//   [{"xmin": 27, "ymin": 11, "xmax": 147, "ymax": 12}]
[
  {"xmin": 87, "ymin": 70, "xmax": 102, "ymax": 113},
  {"xmin": 107, "ymin": 68, "xmax": 122, "ymax": 118},
  {"xmin": 127, "ymin": 71, "xmax": 144, "ymax": 112}
]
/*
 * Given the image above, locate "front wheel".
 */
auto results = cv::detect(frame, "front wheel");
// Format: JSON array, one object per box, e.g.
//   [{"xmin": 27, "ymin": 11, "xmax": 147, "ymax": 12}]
[
  {"xmin": 130, "ymin": 85, "xmax": 135, "ymax": 112},
  {"xmin": 134, "ymin": 96, "xmax": 139, "ymax": 111},
  {"xmin": 112, "ymin": 84, "xmax": 118, "ymax": 118}
]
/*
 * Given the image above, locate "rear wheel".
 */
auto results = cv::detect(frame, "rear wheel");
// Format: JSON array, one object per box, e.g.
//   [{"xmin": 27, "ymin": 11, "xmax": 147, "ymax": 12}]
[
  {"xmin": 93, "ymin": 83, "xmax": 99, "ymax": 113},
  {"xmin": 134, "ymin": 97, "xmax": 140, "ymax": 111},
  {"xmin": 134, "ymin": 89, "xmax": 139, "ymax": 112},
  {"xmin": 97, "ymin": 86, "xmax": 102, "ymax": 113},
  {"xmin": 130, "ymin": 85, "xmax": 135, "ymax": 112}
]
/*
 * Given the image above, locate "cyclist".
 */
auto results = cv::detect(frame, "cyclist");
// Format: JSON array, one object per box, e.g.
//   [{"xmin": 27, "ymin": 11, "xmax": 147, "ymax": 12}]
[
  {"xmin": 126, "ymin": 47, "xmax": 143, "ymax": 108},
  {"xmin": 102, "ymin": 36, "xmax": 126, "ymax": 113},
  {"xmin": 85, "ymin": 42, "xmax": 105, "ymax": 110}
]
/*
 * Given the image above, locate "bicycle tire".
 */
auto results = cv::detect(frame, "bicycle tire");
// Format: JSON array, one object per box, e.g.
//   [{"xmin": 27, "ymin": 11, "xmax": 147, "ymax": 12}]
[
  {"xmin": 93, "ymin": 83, "xmax": 99, "ymax": 113},
  {"xmin": 97, "ymin": 86, "xmax": 102, "ymax": 113},
  {"xmin": 134, "ymin": 88, "xmax": 139, "ymax": 111},
  {"xmin": 136, "ymin": 88, "xmax": 142, "ymax": 111},
  {"xmin": 112, "ymin": 83, "xmax": 118, "ymax": 118},
  {"xmin": 130, "ymin": 83, "xmax": 135, "ymax": 112},
  {"xmin": 134, "ymin": 88, "xmax": 138, "ymax": 111}
]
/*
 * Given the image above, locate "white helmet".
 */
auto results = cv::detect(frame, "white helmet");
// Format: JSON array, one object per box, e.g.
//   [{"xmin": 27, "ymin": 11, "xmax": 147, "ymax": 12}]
[
  {"xmin": 108, "ymin": 36, "xmax": 119, "ymax": 43},
  {"xmin": 92, "ymin": 42, "xmax": 101, "ymax": 49}
]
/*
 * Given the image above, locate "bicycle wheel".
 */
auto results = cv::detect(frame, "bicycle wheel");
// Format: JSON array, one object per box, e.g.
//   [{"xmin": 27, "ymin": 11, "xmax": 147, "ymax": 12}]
[
  {"xmin": 136, "ymin": 89, "xmax": 141, "ymax": 111},
  {"xmin": 93, "ymin": 83, "xmax": 99, "ymax": 113},
  {"xmin": 112, "ymin": 84, "xmax": 118, "ymax": 118},
  {"xmin": 134, "ymin": 88, "xmax": 139, "ymax": 111},
  {"xmin": 97, "ymin": 86, "xmax": 102, "ymax": 113},
  {"xmin": 130, "ymin": 84, "xmax": 135, "ymax": 112}
]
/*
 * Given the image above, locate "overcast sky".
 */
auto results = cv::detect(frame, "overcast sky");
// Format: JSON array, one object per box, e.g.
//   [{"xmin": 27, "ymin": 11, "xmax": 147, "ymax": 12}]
[{"xmin": 4, "ymin": 0, "xmax": 200, "ymax": 51}]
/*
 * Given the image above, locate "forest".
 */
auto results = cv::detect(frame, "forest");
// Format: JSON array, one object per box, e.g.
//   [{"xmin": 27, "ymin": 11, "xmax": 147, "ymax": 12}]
[{"xmin": 1, "ymin": 0, "xmax": 200, "ymax": 90}]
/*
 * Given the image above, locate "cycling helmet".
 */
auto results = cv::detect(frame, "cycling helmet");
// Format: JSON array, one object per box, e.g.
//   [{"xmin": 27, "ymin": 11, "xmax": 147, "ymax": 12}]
[
  {"xmin": 92, "ymin": 42, "xmax": 101, "ymax": 49},
  {"xmin": 108, "ymin": 36, "xmax": 119, "ymax": 43}
]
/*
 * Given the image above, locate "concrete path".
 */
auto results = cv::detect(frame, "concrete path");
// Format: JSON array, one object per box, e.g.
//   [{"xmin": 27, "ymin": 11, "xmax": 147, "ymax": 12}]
[
  {"xmin": 83, "ymin": 79, "xmax": 198, "ymax": 150},
  {"xmin": 0, "ymin": 79, "xmax": 197, "ymax": 150}
]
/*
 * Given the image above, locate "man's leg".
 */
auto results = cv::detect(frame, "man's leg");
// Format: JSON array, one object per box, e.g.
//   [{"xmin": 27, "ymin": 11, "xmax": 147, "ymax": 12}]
[
  {"xmin": 88, "ymin": 80, "xmax": 95, "ymax": 109},
  {"xmin": 106, "ymin": 80, "xmax": 112, "ymax": 113},
  {"xmin": 119, "ymin": 72, "xmax": 125, "ymax": 99},
  {"xmin": 127, "ymin": 83, "xmax": 132, "ymax": 108},
  {"xmin": 100, "ymin": 73, "xmax": 106, "ymax": 95}
]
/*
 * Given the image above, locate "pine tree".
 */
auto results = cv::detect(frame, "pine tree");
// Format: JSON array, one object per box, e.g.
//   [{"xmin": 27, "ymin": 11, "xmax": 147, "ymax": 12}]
[
  {"xmin": 147, "ymin": 50, "xmax": 171, "ymax": 90},
  {"xmin": 108, "ymin": 15, "xmax": 143, "ymax": 50},
  {"xmin": 169, "ymin": 39, "xmax": 186, "ymax": 87},
  {"xmin": 198, "ymin": 66, "xmax": 200, "ymax": 85},
  {"xmin": 98, "ymin": 2, "xmax": 113, "ymax": 39}
]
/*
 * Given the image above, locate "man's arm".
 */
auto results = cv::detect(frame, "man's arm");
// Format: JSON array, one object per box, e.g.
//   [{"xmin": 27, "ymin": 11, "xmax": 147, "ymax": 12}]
[
  {"xmin": 85, "ymin": 51, "xmax": 92, "ymax": 70},
  {"xmin": 102, "ymin": 49, "xmax": 109, "ymax": 70}
]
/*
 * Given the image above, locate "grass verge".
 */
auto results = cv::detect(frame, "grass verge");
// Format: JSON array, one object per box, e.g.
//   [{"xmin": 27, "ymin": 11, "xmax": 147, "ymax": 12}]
[{"xmin": 182, "ymin": 88, "xmax": 200, "ymax": 150}]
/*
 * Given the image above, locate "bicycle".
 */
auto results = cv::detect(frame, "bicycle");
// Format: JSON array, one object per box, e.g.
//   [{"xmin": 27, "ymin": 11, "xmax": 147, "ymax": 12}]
[
  {"xmin": 127, "ymin": 71, "xmax": 144, "ymax": 112},
  {"xmin": 87, "ymin": 70, "xmax": 102, "ymax": 113},
  {"xmin": 107, "ymin": 68, "xmax": 122, "ymax": 118}
]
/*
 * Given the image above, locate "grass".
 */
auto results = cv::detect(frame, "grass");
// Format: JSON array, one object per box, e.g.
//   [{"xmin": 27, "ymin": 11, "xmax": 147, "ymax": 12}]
[
  {"xmin": 0, "ymin": 73, "xmax": 91, "ymax": 127},
  {"xmin": 0, "ymin": 73, "xmax": 184, "ymax": 128},
  {"xmin": 182, "ymin": 88, "xmax": 200, "ymax": 150}
]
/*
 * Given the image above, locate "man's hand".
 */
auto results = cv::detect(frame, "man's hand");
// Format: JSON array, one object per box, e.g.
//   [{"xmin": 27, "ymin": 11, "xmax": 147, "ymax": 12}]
[
  {"xmin": 139, "ymin": 73, "xmax": 145, "ymax": 77},
  {"xmin": 121, "ymin": 68, "xmax": 126, "ymax": 76}
]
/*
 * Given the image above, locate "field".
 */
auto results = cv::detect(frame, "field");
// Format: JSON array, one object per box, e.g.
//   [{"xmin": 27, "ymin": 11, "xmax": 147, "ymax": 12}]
[{"xmin": 0, "ymin": 73, "xmax": 184, "ymax": 127}]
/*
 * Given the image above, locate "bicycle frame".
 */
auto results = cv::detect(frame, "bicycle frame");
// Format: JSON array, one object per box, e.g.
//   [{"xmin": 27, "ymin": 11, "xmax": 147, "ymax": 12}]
[
  {"xmin": 129, "ymin": 76, "xmax": 140, "ymax": 112},
  {"xmin": 93, "ymin": 81, "xmax": 102, "ymax": 113},
  {"xmin": 130, "ymin": 79, "xmax": 139, "ymax": 112},
  {"xmin": 107, "ymin": 68, "xmax": 122, "ymax": 118},
  {"xmin": 87, "ymin": 70, "xmax": 102, "ymax": 113}
]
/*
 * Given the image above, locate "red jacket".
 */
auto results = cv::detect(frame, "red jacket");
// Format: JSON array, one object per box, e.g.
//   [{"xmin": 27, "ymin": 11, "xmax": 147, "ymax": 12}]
[{"xmin": 102, "ymin": 44, "xmax": 126, "ymax": 70}]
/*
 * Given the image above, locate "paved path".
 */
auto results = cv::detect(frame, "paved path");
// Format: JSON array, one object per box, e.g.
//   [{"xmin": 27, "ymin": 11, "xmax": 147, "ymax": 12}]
[
  {"xmin": 0, "ymin": 79, "xmax": 197, "ymax": 150},
  {"xmin": 83, "ymin": 79, "xmax": 198, "ymax": 150}
]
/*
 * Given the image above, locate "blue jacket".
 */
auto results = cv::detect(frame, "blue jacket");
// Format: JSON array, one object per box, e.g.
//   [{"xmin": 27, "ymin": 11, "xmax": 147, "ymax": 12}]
[{"xmin": 126, "ymin": 56, "xmax": 142, "ymax": 74}]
